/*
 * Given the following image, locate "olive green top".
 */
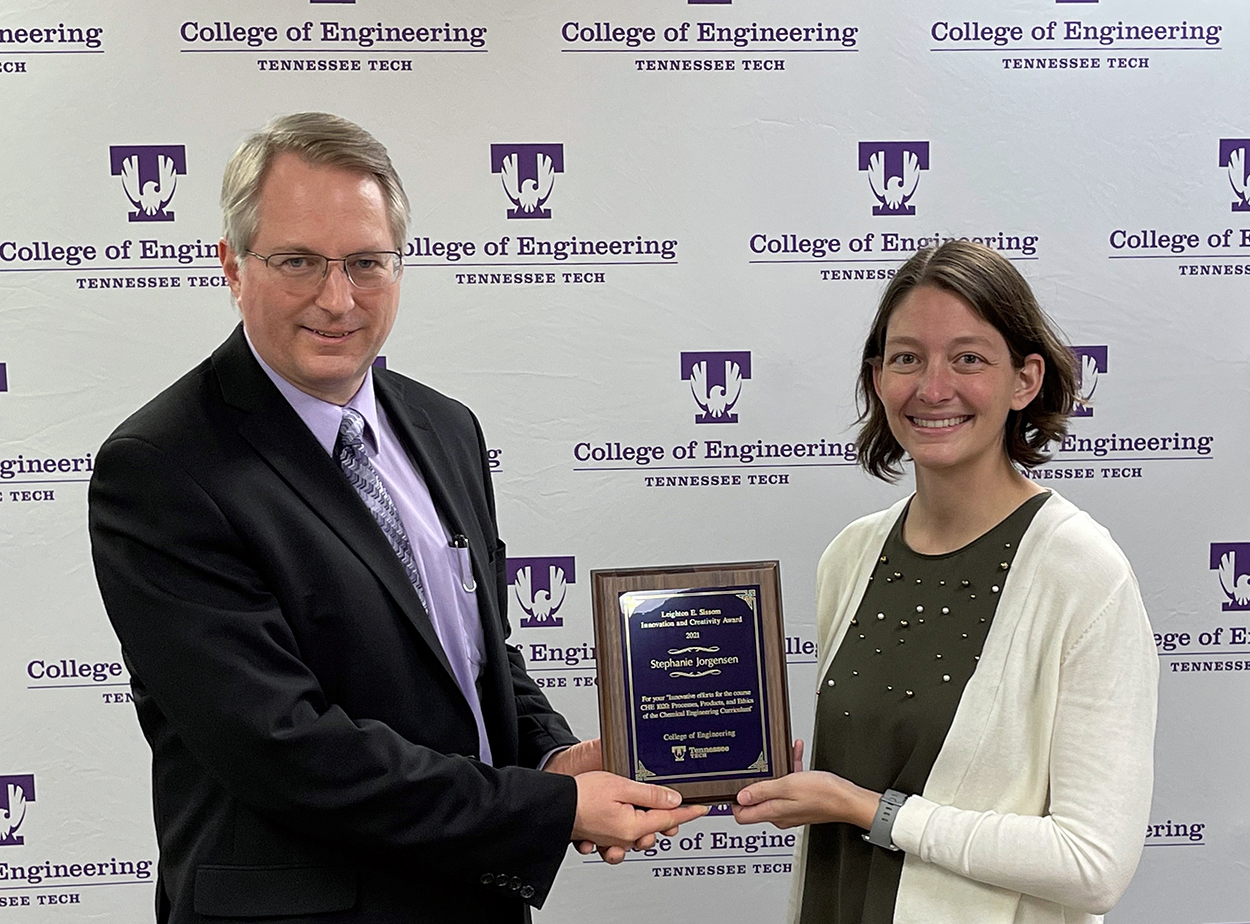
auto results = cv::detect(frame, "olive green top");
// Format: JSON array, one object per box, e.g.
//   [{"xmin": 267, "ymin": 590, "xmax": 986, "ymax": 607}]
[{"xmin": 799, "ymin": 492, "xmax": 1050, "ymax": 924}]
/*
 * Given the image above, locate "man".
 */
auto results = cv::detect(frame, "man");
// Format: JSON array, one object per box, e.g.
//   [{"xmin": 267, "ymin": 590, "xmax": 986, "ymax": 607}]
[{"xmin": 89, "ymin": 112, "xmax": 703, "ymax": 924}]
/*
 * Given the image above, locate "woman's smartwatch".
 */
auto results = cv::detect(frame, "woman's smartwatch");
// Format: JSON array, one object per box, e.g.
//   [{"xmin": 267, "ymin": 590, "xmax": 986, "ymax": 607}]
[{"xmin": 862, "ymin": 789, "xmax": 908, "ymax": 851}]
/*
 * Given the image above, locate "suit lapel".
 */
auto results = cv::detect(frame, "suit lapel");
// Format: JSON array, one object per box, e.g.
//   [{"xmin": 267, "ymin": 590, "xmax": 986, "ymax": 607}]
[
  {"xmin": 375, "ymin": 373, "xmax": 516, "ymax": 757},
  {"xmin": 210, "ymin": 327, "xmax": 460, "ymax": 689},
  {"xmin": 374, "ymin": 373, "xmax": 499, "ymax": 625},
  {"xmin": 375, "ymin": 380, "xmax": 474, "ymax": 548}
]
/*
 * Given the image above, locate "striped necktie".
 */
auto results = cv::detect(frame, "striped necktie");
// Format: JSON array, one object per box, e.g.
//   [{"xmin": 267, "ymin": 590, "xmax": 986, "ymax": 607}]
[{"xmin": 336, "ymin": 407, "xmax": 428, "ymax": 608}]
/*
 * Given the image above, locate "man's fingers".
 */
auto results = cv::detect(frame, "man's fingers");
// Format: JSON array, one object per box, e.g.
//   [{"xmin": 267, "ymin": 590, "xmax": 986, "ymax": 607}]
[
  {"xmin": 598, "ymin": 844, "xmax": 627, "ymax": 864},
  {"xmin": 624, "ymin": 780, "xmax": 683, "ymax": 810},
  {"xmin": 793, "ymin": 739, "xmax": 805, "ymax": 771},
  {"xmin": 572, "ymin": 772, "xmax": 707, "ymax": 847},
  {"xmin": 631, "ymin": 805, "xmax": 706, "ymax": 846},
  {"xmin": 633, "ymin": 802, "xmax": 707, "ymax": 837}
]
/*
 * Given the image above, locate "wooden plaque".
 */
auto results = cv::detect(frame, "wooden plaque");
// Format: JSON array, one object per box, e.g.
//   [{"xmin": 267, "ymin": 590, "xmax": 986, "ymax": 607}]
[{"xmin": 591, "ymin": 561, "xmax": 792, "ymax": 804}]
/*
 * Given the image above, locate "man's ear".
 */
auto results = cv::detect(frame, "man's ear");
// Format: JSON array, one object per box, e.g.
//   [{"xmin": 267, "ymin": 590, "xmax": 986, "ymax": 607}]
[{"xmin": 219, "ymin": 238, "xmax": 244, "ymax": 302}]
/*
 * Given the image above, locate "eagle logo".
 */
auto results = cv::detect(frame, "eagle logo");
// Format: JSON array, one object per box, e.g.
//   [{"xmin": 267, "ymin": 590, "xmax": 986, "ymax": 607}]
[
  {"xmin": 0, "ymin": 777, "xmax": 34, "ymax": 847},
  {"xmin": 690, "ymin": 359, "xmax": 743, "ymax": 423},
  {"xmin": 1211, "ymin": 544, "xmax": 1250, "ymax": 612},
  {"xmin": 858, "ymin": 142, "xmax": 930, "ymax": 216},
  {"xmin": 867, "ymin": 150, "xmax": 920, "ymax": 214},
  {"xmin": 1226, "ymin": 145, "xmax": 1250, "ymax": 212},
  {"xmin": 120, "ymin": 154, "xmax": 178, "ymax": 220},
  {"xmin": 682, "ymin": 351, "xmax": 752, "ymax": 425},
  {"xmin": 1070, "ymin": 346, "xmax": 1107, "ymax": 418},
  {"xmin": 490, "ymin": 144, "xmax": 564, "ymax": 219},
  {"xmin": 1218, "ymin": 550, "xmax": 1250, "ymax": 609},
  {"xmin": 513, "ymin": 564, "xmax": 568, "ymax": 627},
  {"xmin": 500, "ymin": 152, "xmax": 555, "ymax": 217},
  {"xmin": 109, "ymin": 145, "xmax": 187, "ymax": 223},
  {"xmin": 1075, "ymin": 353, "xmax": 1099, "ymax": 413},
  {"xmin": 508, "ymin": 557, "xmax": 576, "ymax": 629}
]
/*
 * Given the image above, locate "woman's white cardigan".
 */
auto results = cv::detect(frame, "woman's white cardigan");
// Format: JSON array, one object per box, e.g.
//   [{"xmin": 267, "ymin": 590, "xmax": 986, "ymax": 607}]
[{"xmin": 789, "ymin": 490, "xmax": 1158, "ymax": 924}]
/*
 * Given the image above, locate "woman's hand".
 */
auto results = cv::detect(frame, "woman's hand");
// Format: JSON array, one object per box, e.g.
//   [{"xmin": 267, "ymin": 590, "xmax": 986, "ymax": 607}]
[{"xmin": 732, "ymin": 741, "xmax": 881, "ymax": 830}]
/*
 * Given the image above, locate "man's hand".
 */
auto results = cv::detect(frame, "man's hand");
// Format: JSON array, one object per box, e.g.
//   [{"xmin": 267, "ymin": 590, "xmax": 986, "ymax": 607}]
[
  {"xmin": 572, "ymin": 772, "xmax": 707, "ymax": 864},
  {"xmin": 542, "ymin": 739, "xmax": 603, "ymax": 777},
  {"xmin": 545, "ymin": 740, "xmax": 674, "ymax": 860},
  {"xmin": 544, "ymin": 740, "xmax": 606, "ymax": 857},
  {"xmin": 546, "ymin": 741, "xmax": 705, "ymax": 863}
]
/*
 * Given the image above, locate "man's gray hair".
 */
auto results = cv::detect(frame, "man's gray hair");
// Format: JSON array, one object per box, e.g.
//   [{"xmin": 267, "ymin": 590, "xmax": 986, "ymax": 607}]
[{"xmin": 220, "ymin": 112, "xmax": 410, "ymax": 256}]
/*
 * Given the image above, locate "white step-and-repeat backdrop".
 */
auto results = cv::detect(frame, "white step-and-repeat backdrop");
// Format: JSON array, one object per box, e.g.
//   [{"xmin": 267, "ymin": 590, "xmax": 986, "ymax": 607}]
[{"xmin": 2, "ymin": 0, "xmax": 1247, "ymax": 921}]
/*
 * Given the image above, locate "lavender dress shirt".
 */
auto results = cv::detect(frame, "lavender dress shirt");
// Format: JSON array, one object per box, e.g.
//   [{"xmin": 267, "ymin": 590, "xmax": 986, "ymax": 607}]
[{"xmin": 246, "ymin": 338, "xmax": 493, "ymax": 765}]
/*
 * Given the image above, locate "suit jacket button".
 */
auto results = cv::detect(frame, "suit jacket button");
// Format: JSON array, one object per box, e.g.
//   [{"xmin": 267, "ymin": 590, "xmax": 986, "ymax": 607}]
[
  {"xmin": 497, "ymin": 874, "xmax": 510, "ymax": 887},
  {"xmin": 480, "ymin": 873, "xmax": 494, "ymax": 886},
  {"xmin": 520, "ymin": 886, "xmax": 535, "ymax": 900},
  {"xmin": 510, "ymin": 876, "xmax": 522, "ymax": 891}
]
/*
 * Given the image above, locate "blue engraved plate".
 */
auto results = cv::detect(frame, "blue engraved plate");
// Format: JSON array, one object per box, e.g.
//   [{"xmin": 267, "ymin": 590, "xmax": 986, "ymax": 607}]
[{"xmin": 619, "ymin": 585, "xmax": 771, "ymax": 785}]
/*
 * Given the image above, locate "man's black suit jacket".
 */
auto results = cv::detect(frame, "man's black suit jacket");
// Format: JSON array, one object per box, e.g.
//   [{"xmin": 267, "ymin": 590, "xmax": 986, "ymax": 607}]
[{"xmin": 89, "ymin": 325, "xmax": 579, "ymax": 924}]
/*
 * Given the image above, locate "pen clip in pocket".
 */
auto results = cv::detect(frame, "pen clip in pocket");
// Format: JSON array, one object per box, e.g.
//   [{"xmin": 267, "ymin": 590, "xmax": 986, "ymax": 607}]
[{"xmin": 450, "ymin": 535, "xmax": 477, "ymax": 593}]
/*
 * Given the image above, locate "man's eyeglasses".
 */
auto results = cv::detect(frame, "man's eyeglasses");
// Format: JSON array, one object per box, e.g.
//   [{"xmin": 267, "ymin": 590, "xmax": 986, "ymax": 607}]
[{"xmin": 245, "ymin": 250, "xmax": 402, "ymax": 290}]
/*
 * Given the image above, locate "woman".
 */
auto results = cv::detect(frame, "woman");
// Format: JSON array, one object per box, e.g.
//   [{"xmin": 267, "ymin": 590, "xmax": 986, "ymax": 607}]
[{"xmin": 733, "ymin": 241, "xmax": 1157, "ymax": 924}]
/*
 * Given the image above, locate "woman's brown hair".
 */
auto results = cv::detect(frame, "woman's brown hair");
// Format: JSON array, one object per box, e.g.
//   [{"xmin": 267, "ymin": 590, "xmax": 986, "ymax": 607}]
[{"xmin": 856, "ymin": 240, "xmax": 1078, "ymax": 481}]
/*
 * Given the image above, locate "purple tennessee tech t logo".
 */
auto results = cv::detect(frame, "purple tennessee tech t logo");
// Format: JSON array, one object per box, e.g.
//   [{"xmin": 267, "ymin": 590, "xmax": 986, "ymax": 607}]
[
  {"xmin": 508, "ymin": 557, "xmax": 576, "ymax": 628},
  {"xmin": 681, "ymin": 351, "xmax": 751, "ymax": 424},
  {"xmin": 1212, "ymin": 544, "xmax": 1250, "ymax": 611},
  {"xmin": 858, "ymin": 142, "xmax": 930, "ymax": 216},
  {"xmin": 490, "ymin": 144, "xmax": 564, "ymax": 219},
  {"xmin": 0, "ymin": 363, "xmax": 7, "ymax": 393},
  {"xmin": 109, "ymin": 145, "xmax": 187, "ymax": 222},
  {"xmin": 0, "ymin": 775, "xmax": 35, "ymax": 847},
  {"xmin": 1070, "ymin": 346, "xmax": 1107, "ymax": 418},
  {"xmin": 1219, "ymin": 139, "xmax": 1250, "ymax": 212}
]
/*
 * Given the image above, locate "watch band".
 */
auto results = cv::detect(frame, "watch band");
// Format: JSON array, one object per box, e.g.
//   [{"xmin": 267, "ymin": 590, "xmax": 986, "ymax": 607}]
[{"xmin": 861, "ymin": 789, "xmax": 907, "ymax": 851}]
